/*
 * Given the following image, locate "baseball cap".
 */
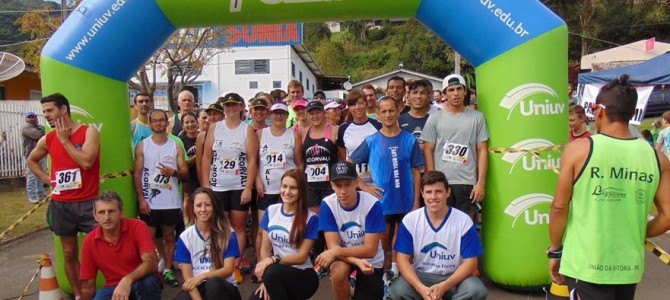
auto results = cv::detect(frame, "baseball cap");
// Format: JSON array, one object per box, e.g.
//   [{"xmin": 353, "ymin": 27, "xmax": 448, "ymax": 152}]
[
  {"xmin": 293, "ymin": 98, "xmax": 308, "ymax": 109},
  {"xmin": 25, "ymin": 112, "xmax": 37, "ymax": 117},
  {"xmin": 314, "ymin": 90, "xmax": 326, "ymax": 99},
  {"xmin": 330, "ymin": 161, "xmax": 358, "ymax": 181},
  {"xmin": 324, "ymin": 101, "xmax": 341, "ymax": 110},
  {"xmin": 306, "ymin": 101, "xmax": 324, "ymax": 112},
  {"xmin": 270, "ymin": 102, "xmax": 289, "ymax": 112},
  {"xmin": 221, "ymin": 93, "xmax": 244, "ymax": 104},
  {"xmin": 442, "ymin": 74, "xmax": 466, "ymax": 90},
  {"xmin": 251, "ymin": 98, "xmax": 269, "ymax": 109},
  {"xmin": 205, "ymin": 103, "xmax": 224, "ymax": 113}
]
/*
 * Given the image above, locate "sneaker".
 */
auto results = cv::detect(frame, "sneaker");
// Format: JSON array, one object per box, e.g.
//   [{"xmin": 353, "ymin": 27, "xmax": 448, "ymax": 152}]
[
  {"xmin": 314, "ymin": 265, "xmax": 329, "ymax": 279},
  {"xmin": 234, "ymin": 267, "xmax": 244, "ymax": 284},
  {"xmin": 157, "ymin": 258, "xmax": 166, "ymax": 274},
  {"xmin": 163, "ymin": 269, "xmax": 179, "ymax": 287},
  {"xmin": 28, "ymin": 199, "xmax": 39, "ymax": 204},
  {"xmin": 349, "ymin": 270, "xmax": 357, "ymax": 288},
  {"xmin": 240, "ymin": 257, "xmax": 252, "ymax": 274}
]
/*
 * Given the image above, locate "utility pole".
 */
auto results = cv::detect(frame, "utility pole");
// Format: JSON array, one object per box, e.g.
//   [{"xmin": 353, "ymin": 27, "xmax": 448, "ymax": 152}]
[
  {"xmin": 61, "ymin": 0, "xmax": 69, "ymax": 22},
  {"xmin": 454, "ymin": 52, "xmax": 461, "ymax": 75}
]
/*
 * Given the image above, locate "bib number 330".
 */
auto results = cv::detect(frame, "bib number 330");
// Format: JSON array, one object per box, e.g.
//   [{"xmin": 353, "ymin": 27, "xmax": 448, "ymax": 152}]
[{"xmin": 442, "ymin": 142, "xmax": 469, "ymax": 165}]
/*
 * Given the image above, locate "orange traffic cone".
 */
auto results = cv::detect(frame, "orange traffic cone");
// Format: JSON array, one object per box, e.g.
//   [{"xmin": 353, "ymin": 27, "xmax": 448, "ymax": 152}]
[{"xmin": 39, "ymin": 254, "xmax": 64, "ymax": 300}]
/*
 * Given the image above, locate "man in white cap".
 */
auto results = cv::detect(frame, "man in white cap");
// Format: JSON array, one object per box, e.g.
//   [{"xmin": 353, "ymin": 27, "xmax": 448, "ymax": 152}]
[{"xmin": 420, "ymin": 74, "xmax": 489, "ymax": 222}]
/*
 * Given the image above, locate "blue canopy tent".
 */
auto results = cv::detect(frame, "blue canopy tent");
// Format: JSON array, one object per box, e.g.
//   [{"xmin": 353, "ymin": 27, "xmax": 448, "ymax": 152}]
[{"xmin": 579, "ymin": 52, "xmax": 670, "ymax": 84}]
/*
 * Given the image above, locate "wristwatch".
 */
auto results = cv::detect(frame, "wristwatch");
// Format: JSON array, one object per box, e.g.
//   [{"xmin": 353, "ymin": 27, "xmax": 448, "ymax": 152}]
[
  {"xmin": 272, "ymin": 255, "xmax": 281, "ymax": 264},
  {"xmin": 172, "ymin": 169, "xmax": 178, "ymax": 177},
  {"xmin": 546, "ymin": 246, "xmax": 563, "ymax": 259}
]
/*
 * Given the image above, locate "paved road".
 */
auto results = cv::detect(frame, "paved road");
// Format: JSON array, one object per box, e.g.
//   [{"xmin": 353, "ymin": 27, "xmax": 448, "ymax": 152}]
[{"xmin": 2, "ymin": 229, "xmax": 669, "ymax": 299}]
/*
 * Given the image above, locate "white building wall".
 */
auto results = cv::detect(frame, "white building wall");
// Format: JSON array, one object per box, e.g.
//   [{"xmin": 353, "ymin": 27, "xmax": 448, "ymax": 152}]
[
  {"xmin": 145, "ymin": 45, "xmax": 320, "ymax": 107},
  {"xmin": 288, "ymin": 47, "xmax": 317, "ymax": 99}
]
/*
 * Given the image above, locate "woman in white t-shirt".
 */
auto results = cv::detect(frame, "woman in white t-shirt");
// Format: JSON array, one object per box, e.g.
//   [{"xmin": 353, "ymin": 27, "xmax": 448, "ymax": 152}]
[
  {"xmin": 174, "ymin": 187, "xmax": 241, "ymax": 300},
  {"xmin": 251, "ymin": 169, "xmax": 319, "ymax": 300}
]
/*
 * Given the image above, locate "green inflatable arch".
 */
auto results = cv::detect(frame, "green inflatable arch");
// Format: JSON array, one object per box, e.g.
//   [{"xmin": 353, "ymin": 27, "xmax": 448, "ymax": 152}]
[{"xmin": 41, "ymin": 0, "xmax": 567, "ymax": 293}]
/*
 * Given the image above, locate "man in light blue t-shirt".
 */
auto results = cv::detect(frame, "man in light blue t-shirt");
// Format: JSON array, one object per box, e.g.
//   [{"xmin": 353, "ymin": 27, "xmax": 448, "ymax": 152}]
[
  {"xmin": 389, "ymin": 171, "xmax": 486, "ymax": 300},
  {"xmin": 351, "ymin": 95, "xmax": 424, "ymax": 278}
]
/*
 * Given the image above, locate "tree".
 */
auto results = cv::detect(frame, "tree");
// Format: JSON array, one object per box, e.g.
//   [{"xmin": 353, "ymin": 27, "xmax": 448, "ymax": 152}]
[
  {"xmin": 128, "ymin": 27, "xmax": 227, "ymax": 111},
  {"xmin": 313, "ymin": 38, "xmax": 343, "ymax": 75},
  {"xmin": 14, "ymin": 4, "xmax": 64, "ymax": 70}
]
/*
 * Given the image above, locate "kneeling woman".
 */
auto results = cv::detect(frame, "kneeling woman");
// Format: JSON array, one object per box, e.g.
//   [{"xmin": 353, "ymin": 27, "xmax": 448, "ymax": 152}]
[
  {"xmin": 251, "ymin": 169, "xmax": 320, "ymax": 300},
  {"xmin": 174, "ymin": 187, "xmax": 241, "ymax": 300}
]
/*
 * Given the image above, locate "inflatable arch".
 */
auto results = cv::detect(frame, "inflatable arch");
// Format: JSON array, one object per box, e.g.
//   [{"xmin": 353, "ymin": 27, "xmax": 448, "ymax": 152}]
[{"xmin": 41, "ymin": 0, "xmax": 567, "ymax": 292}]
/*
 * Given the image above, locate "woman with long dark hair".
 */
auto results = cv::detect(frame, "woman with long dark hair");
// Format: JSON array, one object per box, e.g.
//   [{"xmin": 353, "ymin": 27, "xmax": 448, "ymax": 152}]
[
  {"xmin": 174, "ymin": 187, "xmax": 242, "ymax": 300},
  {"xmin": 250, "ymin": 169, "xmax": 319, "ymax": 300}
]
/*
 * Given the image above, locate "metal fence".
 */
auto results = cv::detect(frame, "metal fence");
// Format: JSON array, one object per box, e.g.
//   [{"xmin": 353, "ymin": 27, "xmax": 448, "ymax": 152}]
[{"xmin": 0, "ymin": 101, "xmax": 44, "ymax": 178}]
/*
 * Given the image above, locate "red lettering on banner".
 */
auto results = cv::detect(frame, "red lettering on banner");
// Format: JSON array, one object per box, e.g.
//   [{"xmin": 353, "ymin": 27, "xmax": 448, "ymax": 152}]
[
  {"xmin": 227, "ymin": 27, "xmax": 241, "ymax": 44},
  {"xmin": 286, "ymin": 24, "xmax": 299, "ymax": 42},
  {"xmin": 225, "ymin": 24, "xmax": 301, "ymax": 45}
]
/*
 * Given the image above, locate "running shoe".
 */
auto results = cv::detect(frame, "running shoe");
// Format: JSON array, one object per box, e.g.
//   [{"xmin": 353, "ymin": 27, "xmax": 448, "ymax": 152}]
[
  {"xmin": 163, "ymin": 269, "xmax": 179, "ymax": 287},
  {"xmin": 234, "ymin": 267, "xmax": 244, "ymax": 284},
  {"xmin": 240, "ymin": 257, "xmax": 252, "ymax": 274}
]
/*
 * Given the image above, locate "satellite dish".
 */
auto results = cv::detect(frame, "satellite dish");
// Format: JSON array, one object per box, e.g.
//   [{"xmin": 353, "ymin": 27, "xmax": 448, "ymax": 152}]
[
  {"xmin": 343, "ymin": 81, "xmax": 352, "ymax": 91},
  {"xmin": 0, "ymin": 52, "xmax": 26, "ymax": 82}
]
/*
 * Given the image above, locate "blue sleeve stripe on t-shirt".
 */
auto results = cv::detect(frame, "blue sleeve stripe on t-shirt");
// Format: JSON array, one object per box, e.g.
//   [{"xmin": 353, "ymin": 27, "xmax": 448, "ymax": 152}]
[
  {"xmin": 394, "ymin": 223, "xmax": 414, "ymax": 255},
  {"xmin": 318, "ymin": 201, "xmax": 339, "ymax": 232},
  {"xmin": 460, "ymin": 225, "xmax": 483, "ymax": 259},
  {"xmin": 365, "ymin": 201, "xmax": 386, "ymax": 233}
]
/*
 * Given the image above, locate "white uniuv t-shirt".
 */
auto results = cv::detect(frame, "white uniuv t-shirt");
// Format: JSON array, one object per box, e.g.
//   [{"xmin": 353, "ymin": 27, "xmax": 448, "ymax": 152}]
[
  {"xmin": 261, "ymin": 203, "xmax": 318, "ymax": 269},
  {"xmin": 141, "ymin": 137, "xmax": 181, "ymax": 210},
  {"xmin": 318, "ymin": 191, "xmax": 385, "ymax": 268},
  {"xmin": 337, "ymin": 119, "xmax": 381, "ymax": 183},
  {"xmin": 394, "ymin": 207, "xmax": 482, "ymax": 275},
  {"xmin": 211, "ymin": 121, "xmax": 249, "ymax": 191},
  {"xmin": 259, "ymin": 128, "xmax": 297, "ymax": 194},
  {"xmin": 174, "ymin": 225, "xmax": 240, "ymax": 285}
]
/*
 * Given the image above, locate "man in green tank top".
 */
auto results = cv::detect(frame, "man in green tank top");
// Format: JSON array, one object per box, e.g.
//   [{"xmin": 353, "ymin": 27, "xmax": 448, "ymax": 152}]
[{"xmin": 549, "ymin": 74, "xmax": 670, "ymax": 300}]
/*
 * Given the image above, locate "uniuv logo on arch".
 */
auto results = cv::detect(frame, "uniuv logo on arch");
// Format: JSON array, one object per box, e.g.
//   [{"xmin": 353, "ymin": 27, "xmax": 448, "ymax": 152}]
[
  {"xmin": 501, "ymin": 138, "xmax": 560, "ymax": 174},
  {"xmin": 499, "ymin": 83, "xmax": 563, "ymax": 120}
]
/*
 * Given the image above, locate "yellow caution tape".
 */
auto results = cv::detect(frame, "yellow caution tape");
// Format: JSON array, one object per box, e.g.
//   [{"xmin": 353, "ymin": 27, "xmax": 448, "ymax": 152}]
[
  {"xmin": 0, "ymin": 170, "xmax": 132, "ymax": 240},
  {"xmin": 489, "ymin": 144, "xmax": 564, "ymax": 154},
  {"xmin": 645, "ymin": 238, "xmax": 670, "ymax": 265}
]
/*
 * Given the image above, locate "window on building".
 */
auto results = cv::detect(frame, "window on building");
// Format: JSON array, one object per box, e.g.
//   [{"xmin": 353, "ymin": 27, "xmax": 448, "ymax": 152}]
[
  {"xmin": 306, "ymin": 79, "xmax": 310, "ymax": 91},
  {"xmin": 312, "ymin": 84, "xmax": 315, "ymax": 93},
  {"xmin": 299, "ymin": 71, "xmax": 303, "ymax": 85},
  {"xmin": 291, "ymin": 63, "xmax": 296, "ymax": 77},
  {"xmin": 273, "ymin": 81, "xmax": 282, "ymax": 89},
  {"xmin": 0, "ymin": 86, "xmax": 5, "ymax": 100},
  {"xmin": 249, "ymin": 81, "xmax": 258, "ymax": 89},
  {"xmin": 235, "ymin": 59, "xmax": 270, "ymax": 75}
]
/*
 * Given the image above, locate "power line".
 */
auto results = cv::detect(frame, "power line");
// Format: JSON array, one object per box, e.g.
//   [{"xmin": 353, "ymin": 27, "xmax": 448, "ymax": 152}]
[
  {"xmin": 0, "ymin": 38, "xmax": 48, "ymax": 48},
  {"xmin": 0, "ymin": 9, "xmax": 73, "ymax": 14}
]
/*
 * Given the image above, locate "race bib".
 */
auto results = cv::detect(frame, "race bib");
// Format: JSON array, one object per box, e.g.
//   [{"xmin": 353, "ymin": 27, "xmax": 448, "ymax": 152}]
[
  {"xmin": 265, "ymin": 151, "xmax": 286, "ymax": 169},
  {"xmin": 149, "ymin": 171, "xmax": 172, "ymax": 190},
  {"xmin": 442, "ymin": 142, "xmax": 469, "ymax": 165},
  {"xmin": 356, "ymin": 163, "xmax": 371, "ymax": 180},
  {"xmin": 306, "ymin": 164, "xmax": 329, "ymax": 182},
  {"xmin": 55, "ymin": 168, "xmax": 82, "ymax": 191},
  {"xmin": 219, "ymin": 156, "xmax": 239, "ymax": 175}
]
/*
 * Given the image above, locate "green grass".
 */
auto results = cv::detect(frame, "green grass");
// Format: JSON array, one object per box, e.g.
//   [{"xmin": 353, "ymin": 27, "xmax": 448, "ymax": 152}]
[{"xmin": 0, "ymin": 187, "xmax": 49, "ymax": 243}]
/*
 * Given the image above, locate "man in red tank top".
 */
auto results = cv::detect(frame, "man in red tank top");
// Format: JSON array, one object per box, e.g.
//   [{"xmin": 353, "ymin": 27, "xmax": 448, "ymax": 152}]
[{"xmin": 27, "ymin": 93, "xmax": 100, "ymax": 298}]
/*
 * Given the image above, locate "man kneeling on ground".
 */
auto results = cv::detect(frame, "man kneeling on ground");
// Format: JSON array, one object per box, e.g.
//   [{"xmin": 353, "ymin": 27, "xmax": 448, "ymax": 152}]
[
  {"xmin": 80, "ymin": 191, "xmax": 162, "ymax": 300},
  {"xmin": 389, "ymin": 171, "xmax": 487, "ymax": 300}
]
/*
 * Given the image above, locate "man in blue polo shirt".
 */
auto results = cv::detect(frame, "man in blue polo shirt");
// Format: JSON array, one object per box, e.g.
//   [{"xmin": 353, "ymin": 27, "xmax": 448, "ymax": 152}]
[{"xmin": 389, "ymin": 171, "xmax": 486, "ymax": 300}]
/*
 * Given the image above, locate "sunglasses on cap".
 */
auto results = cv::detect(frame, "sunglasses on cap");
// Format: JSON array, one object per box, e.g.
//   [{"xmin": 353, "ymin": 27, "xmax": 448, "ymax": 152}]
[{"xmin": 590, "ymin": 102, "xmax": 607, "ymax": 111}]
